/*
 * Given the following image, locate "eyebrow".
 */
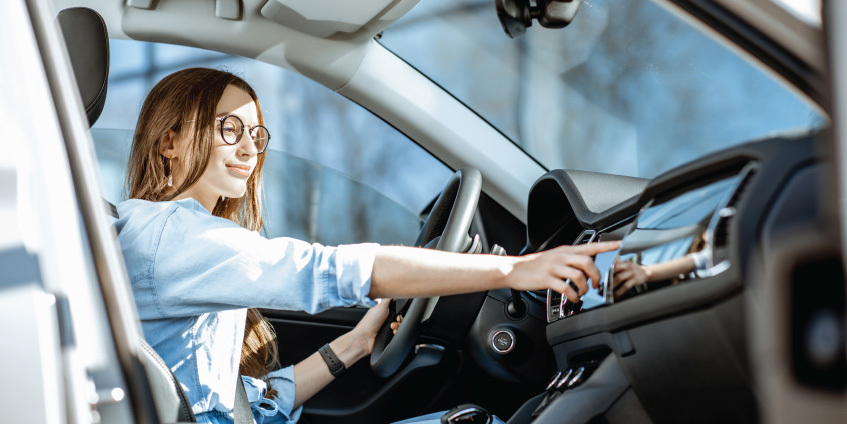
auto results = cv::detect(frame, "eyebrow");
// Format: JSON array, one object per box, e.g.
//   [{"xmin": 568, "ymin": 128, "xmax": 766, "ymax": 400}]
[{"xmin": 215, "ymin": 113, "xmax": 260, "ymax": 126}]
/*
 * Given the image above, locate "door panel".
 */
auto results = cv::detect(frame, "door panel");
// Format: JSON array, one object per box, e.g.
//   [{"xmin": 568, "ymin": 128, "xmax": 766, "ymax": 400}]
[{"xmin": 263, "ymin": 308, "xmax": 460, "ymax": 423}]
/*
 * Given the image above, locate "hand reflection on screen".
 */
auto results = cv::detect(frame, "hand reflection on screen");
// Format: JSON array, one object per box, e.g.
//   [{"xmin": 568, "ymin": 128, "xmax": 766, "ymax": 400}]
[{"xmin": 612, "ymin": 232, "xmax": 710, "ymax": 299}]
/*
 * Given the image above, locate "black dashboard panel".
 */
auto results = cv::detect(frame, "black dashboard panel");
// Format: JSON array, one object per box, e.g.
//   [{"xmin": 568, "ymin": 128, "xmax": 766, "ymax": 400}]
[
  {"xmin": 521, "ymin": 132, "xmax": 825, "ymax": 423},
  {"xmin": 524, "ymin": 170, "xmax": 649, "ymax": 253},
  {"xmin": 524, "ymin": 133, "xmax": 821, "ymax": 343}
]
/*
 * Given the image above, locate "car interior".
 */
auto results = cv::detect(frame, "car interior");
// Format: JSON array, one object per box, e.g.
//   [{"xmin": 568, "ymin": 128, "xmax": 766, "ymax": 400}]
[{"xmin": 42, "ymin": 0, "xmax": 845, "ymax": 424}]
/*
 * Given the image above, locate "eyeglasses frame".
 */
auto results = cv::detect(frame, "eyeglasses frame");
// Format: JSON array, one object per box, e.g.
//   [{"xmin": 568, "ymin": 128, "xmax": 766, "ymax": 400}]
[{"xmin": 216, "ymin": 114, "xmax": 271, "ymax": 154}]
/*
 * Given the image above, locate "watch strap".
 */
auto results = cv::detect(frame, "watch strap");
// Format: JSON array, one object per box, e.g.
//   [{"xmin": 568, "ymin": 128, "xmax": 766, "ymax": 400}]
[{"xmin": 319, "ymin": 343, "xmax": 347, "ymax": 377}]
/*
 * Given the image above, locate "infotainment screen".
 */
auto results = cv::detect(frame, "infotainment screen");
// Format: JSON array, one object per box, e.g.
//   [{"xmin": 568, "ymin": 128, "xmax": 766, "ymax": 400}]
[
  {"xmin": 612, "ymin": 167, "xmax": 753, "ymax": 301},
  {"xmin": 546, "ymin": 164, "xmax": 754, "ymax": 323}
]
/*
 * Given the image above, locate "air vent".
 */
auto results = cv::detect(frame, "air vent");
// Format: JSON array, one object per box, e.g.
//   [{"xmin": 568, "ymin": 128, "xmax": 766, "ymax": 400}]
[{"xmin": 711, "ymin": 167, "xmax": 756, "ymax": 265}]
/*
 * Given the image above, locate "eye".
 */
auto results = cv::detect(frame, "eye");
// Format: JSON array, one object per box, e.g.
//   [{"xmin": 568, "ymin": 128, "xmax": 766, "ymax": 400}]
[
  {"xmin": 222, "ymin": 122, "xmax": 238, "ymax": 134},
  {"xmin": 220, "ymin": 116, "xmax": 243, "ymax": 143}
]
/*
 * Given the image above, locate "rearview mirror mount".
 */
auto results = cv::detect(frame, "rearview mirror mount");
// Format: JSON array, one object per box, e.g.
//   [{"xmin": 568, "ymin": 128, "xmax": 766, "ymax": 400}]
[{"xmin": 495, "ymin": 0, "xmax": 583, "ymax": 38}]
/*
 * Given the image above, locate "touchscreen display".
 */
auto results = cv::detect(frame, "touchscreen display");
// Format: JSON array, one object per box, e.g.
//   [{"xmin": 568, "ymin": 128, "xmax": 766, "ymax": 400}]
[
  {"xmin": 612, "ymin": 172, "xmax": 746, "ymax": 301},
  {"xmin": 546, "ymin": 167, "xmax": 751, "ymax": 323},
  {"xmin": 588, "ymin": 245, "xmax": 624, "ymax": 306}
]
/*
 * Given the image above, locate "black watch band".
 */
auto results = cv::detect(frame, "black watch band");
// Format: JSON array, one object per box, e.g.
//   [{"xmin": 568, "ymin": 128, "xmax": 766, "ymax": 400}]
[{"xmin": 318, "ymin": 343, "xmax": 347, "ymax": 377}]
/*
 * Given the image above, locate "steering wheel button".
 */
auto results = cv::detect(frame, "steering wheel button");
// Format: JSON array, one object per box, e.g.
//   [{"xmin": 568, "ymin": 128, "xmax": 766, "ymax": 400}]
[{"xmin": 491, "ymin": 330, "xmax": 515, "ymax": 354}]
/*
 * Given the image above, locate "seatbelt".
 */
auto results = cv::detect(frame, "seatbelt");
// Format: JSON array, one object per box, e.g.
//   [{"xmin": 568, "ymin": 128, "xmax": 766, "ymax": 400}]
[{"xmin": 234, "ymin": 374, "xmax": 253, "ymax": 424}]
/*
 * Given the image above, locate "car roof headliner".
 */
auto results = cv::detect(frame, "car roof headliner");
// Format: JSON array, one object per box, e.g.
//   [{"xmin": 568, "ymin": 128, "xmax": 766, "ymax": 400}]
[{"xmin": 50, "ymin": 0, "xmax": 824, "ymax": 99}]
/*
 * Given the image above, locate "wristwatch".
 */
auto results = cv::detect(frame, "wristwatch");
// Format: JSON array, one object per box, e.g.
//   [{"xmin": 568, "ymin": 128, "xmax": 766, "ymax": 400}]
[{"xmin": 318, "ymin": 343, "xmax": 347, "ymax": 377}]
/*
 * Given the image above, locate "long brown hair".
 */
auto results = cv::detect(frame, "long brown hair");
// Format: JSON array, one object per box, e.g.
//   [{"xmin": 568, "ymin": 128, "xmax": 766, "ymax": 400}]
[{"xmin": 126, "ymin": 67, "xmax": 280, "ymax": 397}]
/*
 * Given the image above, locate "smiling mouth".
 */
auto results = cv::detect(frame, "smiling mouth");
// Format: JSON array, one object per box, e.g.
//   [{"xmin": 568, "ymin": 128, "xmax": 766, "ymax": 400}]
[{"xmin": 226, "ymin": 165, "xmax": 252, "ymax": 178}]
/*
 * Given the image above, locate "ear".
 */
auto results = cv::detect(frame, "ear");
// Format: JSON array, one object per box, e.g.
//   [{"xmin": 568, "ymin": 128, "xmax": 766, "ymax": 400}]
[{"xmin": 158, "ymin": 129, "xmax": 179, "ymax": 159}]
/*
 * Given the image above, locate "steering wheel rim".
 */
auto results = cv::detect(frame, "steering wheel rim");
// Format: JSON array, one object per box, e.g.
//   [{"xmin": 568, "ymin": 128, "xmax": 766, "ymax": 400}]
[{"xmin": 370, "ymin": 167, "xmax": 482, "ymax": 378}]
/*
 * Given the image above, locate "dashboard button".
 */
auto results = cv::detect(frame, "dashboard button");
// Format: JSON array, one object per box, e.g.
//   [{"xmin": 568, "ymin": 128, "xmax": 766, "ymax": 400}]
[
  {"xmin": 554, "ymin": 368, "xmax": 574, "ymax": 390},
  {"xmin": 545, "ymin": 371, "xmax": 564, "ymax": 392},
  {"xmin": 491, "ymin": 329, "xmax": 515, "ymax": 354},
  {"xmin": 567, "ymin": 366, "xmax": 586, "ymax": 388}
]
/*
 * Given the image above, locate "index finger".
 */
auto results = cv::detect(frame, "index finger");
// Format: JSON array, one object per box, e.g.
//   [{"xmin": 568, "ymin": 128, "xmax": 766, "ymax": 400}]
[{"xmin": 568, "ymin": 241, "xmax": 621, "ymax": 256}]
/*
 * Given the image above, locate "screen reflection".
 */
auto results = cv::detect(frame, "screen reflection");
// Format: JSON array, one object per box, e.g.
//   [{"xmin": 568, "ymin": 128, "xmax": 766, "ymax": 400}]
[{"xmin": 611, "ymin": 172, "xmax": 747, "ymax": 301}]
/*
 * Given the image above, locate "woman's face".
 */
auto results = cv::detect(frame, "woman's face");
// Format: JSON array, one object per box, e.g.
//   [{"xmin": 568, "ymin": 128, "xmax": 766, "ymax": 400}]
[{"xmin": 178, "ymin": 85, "xmax": 260, "ymax": 210}]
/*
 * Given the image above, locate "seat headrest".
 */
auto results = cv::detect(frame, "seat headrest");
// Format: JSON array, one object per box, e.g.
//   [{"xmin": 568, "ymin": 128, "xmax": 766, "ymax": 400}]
[{"xmin": 57, "ymin": 7, "xmax": 109, "ymax": 127}]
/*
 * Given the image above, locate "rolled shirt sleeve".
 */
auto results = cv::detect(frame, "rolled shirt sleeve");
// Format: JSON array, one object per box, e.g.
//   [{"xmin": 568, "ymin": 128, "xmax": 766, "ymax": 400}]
[
  {"xmin": 120, "ymin": 199, "xmax": 379, "ymax": 319},
  {"xmin": 240, "ymin": 369, "xmax": 302, "ymax": 424},
  {"xmin": 262, "ymin": 366, "xmax": 303, "ymax": 423}
]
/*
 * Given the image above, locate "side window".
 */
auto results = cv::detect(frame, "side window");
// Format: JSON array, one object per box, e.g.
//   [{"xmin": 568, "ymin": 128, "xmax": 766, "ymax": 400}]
[{"xmin": 92, "ymin": 40, "xmax": 452, "ymax": 245}]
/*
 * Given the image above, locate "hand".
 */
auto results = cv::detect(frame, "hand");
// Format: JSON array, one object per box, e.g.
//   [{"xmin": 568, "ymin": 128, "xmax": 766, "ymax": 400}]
[
  {"xmin": 390, "ymin": 314, "xmax": 403, "ymax": 334},
  {"xmin": 612, "ymin": 258, "xmax": 648, "ymax": 298},
  {"xmin": 350, "ymin": 299, "xmax": 391, "ymax": 355},
  {"xmin": 505, "ymin": 241, "xmax": 620, "ymax": 303}
]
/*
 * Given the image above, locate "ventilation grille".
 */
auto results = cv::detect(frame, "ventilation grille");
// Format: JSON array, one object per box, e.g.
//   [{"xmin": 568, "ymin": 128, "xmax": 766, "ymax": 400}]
[{"xmin": 711, "ymin": 168, "xmax": 756, "ymax": 264}]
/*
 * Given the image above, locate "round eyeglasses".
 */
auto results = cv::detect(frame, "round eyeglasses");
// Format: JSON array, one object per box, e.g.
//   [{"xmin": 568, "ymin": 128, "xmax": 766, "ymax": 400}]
[{"xmin": 217, "ymin": 115, "xmax": 271, "ymax": 154}]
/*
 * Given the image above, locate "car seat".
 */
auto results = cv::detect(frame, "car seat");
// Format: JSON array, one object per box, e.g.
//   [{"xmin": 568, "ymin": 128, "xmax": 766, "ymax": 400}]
[{"xmin": 57, "ymin": 7, "xmax": 196, "ymax": 423}]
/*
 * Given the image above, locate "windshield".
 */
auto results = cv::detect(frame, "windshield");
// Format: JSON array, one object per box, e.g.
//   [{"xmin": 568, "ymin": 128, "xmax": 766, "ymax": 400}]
[{"xmin": 379, "ymin": 0, "xmax": 825, "ymax": 178}]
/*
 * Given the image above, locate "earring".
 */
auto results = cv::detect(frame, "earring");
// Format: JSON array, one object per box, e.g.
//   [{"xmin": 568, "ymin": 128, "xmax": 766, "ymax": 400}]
[{"xmin": 166, "ymin": 158, "xmax": 173, "ymax": 187}]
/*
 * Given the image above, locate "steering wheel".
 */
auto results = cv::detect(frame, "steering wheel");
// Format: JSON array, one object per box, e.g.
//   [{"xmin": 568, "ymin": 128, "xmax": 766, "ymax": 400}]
[{"xmin": 370, "ymin": 167, "xmax": 482, "ymax": 378}]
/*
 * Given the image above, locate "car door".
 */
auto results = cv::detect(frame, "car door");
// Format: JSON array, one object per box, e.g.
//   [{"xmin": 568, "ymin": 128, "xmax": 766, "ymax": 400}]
[{"xmin": 3, "ymin": 1, "xmax": 156, "ymax": 423}]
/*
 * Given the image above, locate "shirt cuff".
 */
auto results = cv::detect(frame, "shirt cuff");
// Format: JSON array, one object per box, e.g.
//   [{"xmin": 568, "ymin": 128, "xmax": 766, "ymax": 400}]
[
  {"xmin": 334, "ymin": 243, "xmax": 379, "ymax": 307},
  {"xmin": 265, "ymin": 366, "xmax": 303, "ymax": 422}
]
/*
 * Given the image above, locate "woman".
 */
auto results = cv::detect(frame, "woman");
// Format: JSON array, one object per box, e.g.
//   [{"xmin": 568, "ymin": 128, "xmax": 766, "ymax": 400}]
[{"xmin": 116, "ymin": 67, "xmax": 617, "ymax": 423}]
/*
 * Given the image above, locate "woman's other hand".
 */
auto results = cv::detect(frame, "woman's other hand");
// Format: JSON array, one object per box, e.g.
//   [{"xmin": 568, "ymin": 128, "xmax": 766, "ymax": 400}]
[
  {"xmin": 351, "ymin": 299, "xmax": 391, "ymax": 356},
  {"xmin": 390, "ymin": 314, "xmax": 403, "ymax": 335},
  {"xmin": 295, "ymin": 299, "xmax": 390, "ymax": 406}
]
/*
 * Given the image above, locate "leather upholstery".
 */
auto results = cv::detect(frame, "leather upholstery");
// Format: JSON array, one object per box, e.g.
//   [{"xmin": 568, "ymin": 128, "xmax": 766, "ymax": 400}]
[
  {"xmin": 138, "ymin": 338, "xmax": 197, "ymax": 423},
  {"xmin": 56, "ymin": 7, "xmax": 109, "ymax": 127}
]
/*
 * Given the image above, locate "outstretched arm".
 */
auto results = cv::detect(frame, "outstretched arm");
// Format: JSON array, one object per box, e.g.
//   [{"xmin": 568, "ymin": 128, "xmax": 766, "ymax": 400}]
[
  {"xmin": 292, "ymin": 241, "xmax": 619, "ymax": 407},
  {"xmin": 369, "ymin": 242, "xmax": 620, "ymax": 303}
]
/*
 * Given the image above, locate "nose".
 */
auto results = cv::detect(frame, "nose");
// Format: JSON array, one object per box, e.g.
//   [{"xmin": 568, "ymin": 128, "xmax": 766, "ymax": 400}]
[{"xmin": 237, "ymin": 132, "xmax": 259, "ymax": 157}]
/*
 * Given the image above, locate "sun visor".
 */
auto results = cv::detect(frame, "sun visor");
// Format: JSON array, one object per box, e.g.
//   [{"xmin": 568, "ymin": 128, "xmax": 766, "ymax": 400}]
[{"xmin": 261, "ymin": 0, "xmax": 395, "ymax": 38}]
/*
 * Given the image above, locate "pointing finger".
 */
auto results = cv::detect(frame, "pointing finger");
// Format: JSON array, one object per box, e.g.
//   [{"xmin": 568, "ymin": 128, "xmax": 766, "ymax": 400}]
[
  {"xmin": 562, "ymin": 254, "xmax": 601, "ymax": 286},
  {"xmin": 567, "ymin": 241, "xmax": 620, "ymax": 256}
]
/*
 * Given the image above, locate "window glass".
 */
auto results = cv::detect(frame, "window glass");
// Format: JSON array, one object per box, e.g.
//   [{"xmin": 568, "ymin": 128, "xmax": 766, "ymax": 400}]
[
  {"xmin": 379, "ymin": 0, "xmax": 826, "ymax": 178},
  {"xmin": 93, "ymin": 40, "xmax": 452, "ymax": 245}
]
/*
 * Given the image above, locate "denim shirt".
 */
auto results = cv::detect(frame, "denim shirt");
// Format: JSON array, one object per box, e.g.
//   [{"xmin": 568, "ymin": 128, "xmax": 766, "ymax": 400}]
[{"xmin": 116, "ymin": 198, "xmax": 378, "ymax": 423}]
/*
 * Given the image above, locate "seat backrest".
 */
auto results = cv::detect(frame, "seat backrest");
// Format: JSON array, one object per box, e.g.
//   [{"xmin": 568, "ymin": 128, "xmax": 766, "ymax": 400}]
[
  {"xmin": 57, "ymin": 8, "xmax": 196, "ymax": 422},
  {"xmin": 56, "ymin": 7, "xmax": 109, "ymax": 127},
  {"xmin": 137, "ymin": 339, "xmax": 197, "ymax": 423}
]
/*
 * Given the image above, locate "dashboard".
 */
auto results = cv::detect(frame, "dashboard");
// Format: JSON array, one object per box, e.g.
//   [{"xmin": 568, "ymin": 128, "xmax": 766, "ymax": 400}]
[
  {"xmin": 469, "ymin": 131, "xmax": 832, "ymax": 423},
  {"xmin": 545, "ymin": 162, "xmax": 757, "ymax": 323}
]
